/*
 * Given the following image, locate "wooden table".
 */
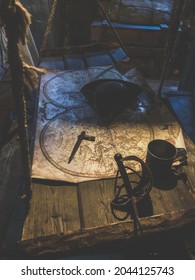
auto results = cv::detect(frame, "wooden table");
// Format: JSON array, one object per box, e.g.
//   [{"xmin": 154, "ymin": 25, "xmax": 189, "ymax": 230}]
[{"xmin": 18, "ymin": 48, "xmax": 195, "ymax": 258}]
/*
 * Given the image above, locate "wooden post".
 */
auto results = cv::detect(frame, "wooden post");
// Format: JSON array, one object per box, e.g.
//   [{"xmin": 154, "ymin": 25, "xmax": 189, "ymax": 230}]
[{"xmin": 1, "ymin": 0, "xmax": 32, "ymax": 195}]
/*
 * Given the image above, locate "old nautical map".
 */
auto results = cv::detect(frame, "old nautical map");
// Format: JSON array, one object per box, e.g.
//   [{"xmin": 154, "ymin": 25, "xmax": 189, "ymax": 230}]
[{"xmin": 32, "ymin": 67, "xmax": 185, "ymax": 183}]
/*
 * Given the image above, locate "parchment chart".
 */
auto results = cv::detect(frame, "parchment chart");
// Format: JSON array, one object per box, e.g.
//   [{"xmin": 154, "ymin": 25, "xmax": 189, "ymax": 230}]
[{"xmin": 32, "ymin": 67, "xmax": 185, "ymax": 183}]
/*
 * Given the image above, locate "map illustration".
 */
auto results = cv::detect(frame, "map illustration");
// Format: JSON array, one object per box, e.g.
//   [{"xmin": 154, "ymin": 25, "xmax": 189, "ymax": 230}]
[{"xmin": 32, "ymin": 67, "xmax": 184, "ymax": 183}]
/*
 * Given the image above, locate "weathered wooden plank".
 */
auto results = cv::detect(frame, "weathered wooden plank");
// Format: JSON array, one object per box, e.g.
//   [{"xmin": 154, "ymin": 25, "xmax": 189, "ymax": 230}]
[
  {"xmin": 99, "ymin": 1, "xmax": 171, "ymax": 26},
  {"xmin": 0, "ymin": 140, "xmax": 23, "ymax": 246},
  {"xmin": 91, "ymin": 21, "xmax": 168, "ymax": 48},
  {"xmin": 164, "ymin": 99, "xmax": 195, "ymax": 199},
  {"xmin": 150, "ymin": 187, "xmax": 167, "ymax": 214},
  {"xmin": 183, "ymin": 166, "xmax": 195, "ymax": 199},
  {"xmin": 78, "ymin": 180, "xmax": 111, "ymax": 228},
  {"xmin": 167, "ymin": 96, "xmax": 195, "ymax": 143},
  {"xmin": 59, "ymin": 185, "xmax": 82, "ymax": 232},
  {"xmin": 18, "ymin": 208, "xmax": 195, "ymax": 257},
  {"xmin": 79, "ymin": 176, "xmax": 151, "ymax": 229},
  {"xmin": 1, "ymin": 194, "xmax": 28, "ymax": 252},
  {"xmin": 150, "ymin": 179, "xmax": 195, "ymax": 214},
  {"xmin": 78, "ymin": 172, "xmax": 195, "ymax": 230},
  {"xmin": 102, "ymin": 178, "xmax": 124, "ymax": 223},
  {"xmin": 184, "ymin": 134, "xmax": 195, "ymax": 164},
  {"xmin": 126, "ymin": 46, "xmax": 165, "ymax": 57},
  {"xmin": 41, "ymin": 43, "xmax": 121, "ymax": 57},
  {"xmin": 22, "ymin": 183, "xmax": 80, "ymax": 240},
  {"xmin": 175, "ymin": 178, "xmax": 195, "ymax": 208}
]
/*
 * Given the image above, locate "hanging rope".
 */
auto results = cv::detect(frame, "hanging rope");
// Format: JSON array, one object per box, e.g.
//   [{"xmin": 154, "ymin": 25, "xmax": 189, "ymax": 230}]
[
  {"xmin": 158, "ymin": 0, "xmax": 185, "ymax": 95},
  {"xmin": 1, "ymin": 0, "xmax": 32, "ymax": 196},
  {"xmin": 39, "ymin": 0, "xmax": 59, "ymax": 55}
]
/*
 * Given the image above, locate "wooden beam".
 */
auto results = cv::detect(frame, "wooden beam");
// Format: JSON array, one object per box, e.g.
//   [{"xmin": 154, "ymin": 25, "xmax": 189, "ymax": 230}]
[
  {"xmin": 19, "ymin": 209, "xmax": 195, "ymax": 257},
  {"xmin": 41, "ymin": 42, "xmax": 121, "ymax": 57},
  {"xmin": 0, "ymin": 141, "xmax": 23, "ymax": 247}
]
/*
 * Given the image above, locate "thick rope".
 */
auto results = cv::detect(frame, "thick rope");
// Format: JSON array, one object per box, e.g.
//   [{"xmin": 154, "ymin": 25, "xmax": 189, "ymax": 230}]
[{"xmin": 40, "ymin": 0, "xmax": 59, "ymax": 55}]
